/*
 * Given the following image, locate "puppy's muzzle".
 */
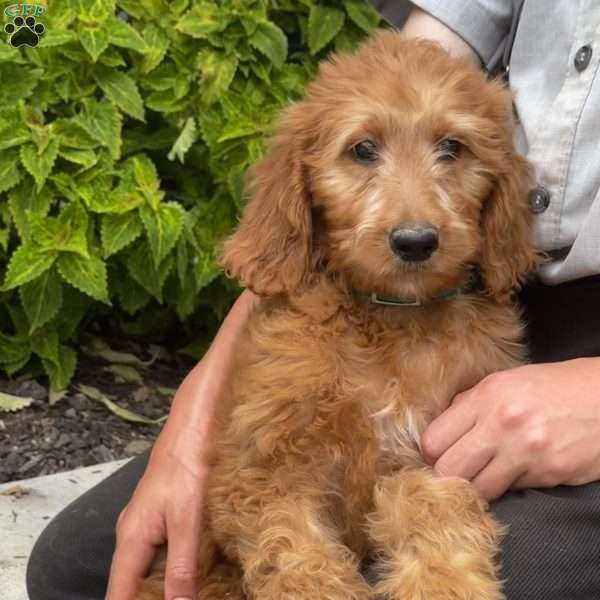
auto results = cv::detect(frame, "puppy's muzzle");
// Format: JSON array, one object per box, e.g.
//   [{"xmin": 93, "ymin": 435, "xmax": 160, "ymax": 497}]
[{"xmin": 390, "ymin": 224, "xmax": 439, "ymax": 262}]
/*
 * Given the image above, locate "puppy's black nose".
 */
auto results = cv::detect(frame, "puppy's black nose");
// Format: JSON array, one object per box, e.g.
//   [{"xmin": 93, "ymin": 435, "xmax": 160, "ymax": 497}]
[{"xmin": 389, "ymin": 225, "xmax": 439, "ymax": 262}]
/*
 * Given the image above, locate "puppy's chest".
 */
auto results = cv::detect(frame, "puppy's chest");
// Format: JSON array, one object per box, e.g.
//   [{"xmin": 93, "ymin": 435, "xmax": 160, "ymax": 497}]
[{"xmin": 337, "ymin": 329, "xmax": 472, "ymax": 469}]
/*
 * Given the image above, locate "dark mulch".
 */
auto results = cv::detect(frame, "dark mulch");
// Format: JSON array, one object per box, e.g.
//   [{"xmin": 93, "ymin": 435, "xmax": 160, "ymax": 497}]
[{"xmin": 0, "ymin": 337, "xmax": 196, "ymax": 483}]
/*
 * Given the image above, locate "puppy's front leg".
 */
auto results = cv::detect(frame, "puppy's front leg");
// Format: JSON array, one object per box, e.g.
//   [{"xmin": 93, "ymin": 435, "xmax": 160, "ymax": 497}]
[
  {"xmin": 236, "ymin": 498, "xmax": 371, "ymax": 600},
  {"xmin": 367, "ymin": 470, "xmax": 504, "ymax": 600}
]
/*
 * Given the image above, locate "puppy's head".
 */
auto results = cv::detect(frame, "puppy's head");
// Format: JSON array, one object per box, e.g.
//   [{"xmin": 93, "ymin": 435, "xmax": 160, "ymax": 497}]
[{"xmin": 220, "ymin": 32, "xmax": 538, "ymax": 300}]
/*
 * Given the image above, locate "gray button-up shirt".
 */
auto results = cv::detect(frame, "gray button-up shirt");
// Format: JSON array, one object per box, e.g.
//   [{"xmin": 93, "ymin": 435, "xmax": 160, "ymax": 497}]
[{"xmin": 371, "ymin": 0, "xmax": 600, "ymax": 285}]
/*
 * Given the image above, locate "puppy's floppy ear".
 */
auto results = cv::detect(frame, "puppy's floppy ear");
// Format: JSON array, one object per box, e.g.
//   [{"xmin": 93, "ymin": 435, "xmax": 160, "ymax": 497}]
[
  {"xmin": 479, "ymin": 152, "xmax": 538, "ymax": 297},
  {"xmin": 218, "ymin": 105, "xmax": 312, "ymax": 296}
]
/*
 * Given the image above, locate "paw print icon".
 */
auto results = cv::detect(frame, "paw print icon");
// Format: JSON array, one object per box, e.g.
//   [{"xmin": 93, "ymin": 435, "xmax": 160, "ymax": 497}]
[{"xmin": 4, "ymin": 16, "xmax": 45, "ymax": 48}]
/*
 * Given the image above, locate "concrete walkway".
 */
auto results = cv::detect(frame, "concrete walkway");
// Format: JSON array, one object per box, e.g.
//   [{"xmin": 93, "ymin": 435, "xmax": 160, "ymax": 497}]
[{"xmin": 0, "ymin": 460, "xmax": 129, "ymax": 600}]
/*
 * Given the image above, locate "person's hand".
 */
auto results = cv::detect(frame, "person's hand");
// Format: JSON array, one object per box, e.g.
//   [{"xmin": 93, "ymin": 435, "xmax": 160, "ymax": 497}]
[
  {"xmin": 105, "ymin": 370, "xmax": 210, "ymax": 600},
  {"xmin": 105, "ymin": 289, "xmax": 258, "ymax": 600},
  {"xmin": 421, "ymin": 358, "xmax": 600, "ymax": 501}
]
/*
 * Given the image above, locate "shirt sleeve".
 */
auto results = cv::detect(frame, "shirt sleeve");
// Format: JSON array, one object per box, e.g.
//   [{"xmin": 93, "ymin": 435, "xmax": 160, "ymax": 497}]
[{"xmin": 370, "ymin": 0, "xmax": 514, "ymax": 66}]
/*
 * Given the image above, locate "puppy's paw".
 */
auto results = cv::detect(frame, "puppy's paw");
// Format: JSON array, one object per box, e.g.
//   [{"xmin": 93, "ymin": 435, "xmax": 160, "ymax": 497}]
[{"xmin": 372, "ymin": 561, "xmax": 504, "ymax": 600}]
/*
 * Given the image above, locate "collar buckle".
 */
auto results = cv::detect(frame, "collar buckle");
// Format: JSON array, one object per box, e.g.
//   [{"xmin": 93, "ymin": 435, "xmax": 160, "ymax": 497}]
[{"xmin": 370, "ymin": 292, "xmax": 422, "ymax": 307}]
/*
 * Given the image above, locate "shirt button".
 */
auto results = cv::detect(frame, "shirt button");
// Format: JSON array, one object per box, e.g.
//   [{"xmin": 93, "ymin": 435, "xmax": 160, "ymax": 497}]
[
  {"xmin": 574, "ymin": 45, "xmax": 593, "ymax": 72},
  {"xmin": 528, "ymin": 186, "xmax": 550, "ymax": 214}
]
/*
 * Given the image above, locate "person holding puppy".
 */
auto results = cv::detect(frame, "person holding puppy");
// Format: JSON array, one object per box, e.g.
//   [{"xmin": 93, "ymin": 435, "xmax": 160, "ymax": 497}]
[{"xmin": 27, "ymin": 3, "xmax": 600, "ymax": 600}]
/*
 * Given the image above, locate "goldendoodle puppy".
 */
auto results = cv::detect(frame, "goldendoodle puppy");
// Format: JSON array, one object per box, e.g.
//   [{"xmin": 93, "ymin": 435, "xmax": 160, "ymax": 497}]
[{"xmin": 137, "ymin": 30, "xmax": 539, "ymax": 600}]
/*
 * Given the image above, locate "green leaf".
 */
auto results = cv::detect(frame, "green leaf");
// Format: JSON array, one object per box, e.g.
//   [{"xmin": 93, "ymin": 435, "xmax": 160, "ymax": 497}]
[
  {"xmin": 0, "ymin": 64, "xmax": 42, "ymax": 104},
  {"xmin": 115, "ymin": 275, "xmax": 151, "ymax": 314},
  {"xmin": 57, "ymin": 252, "xmax": 110, "ymax": 304},
  {"xmin": 168, "ymin": 117, "xmax": 198, "ymax": 163},
  {"xmin": 20, "ymin": 139, "xmax": 60, "ymax": 192},
  {"xmin": 74, "ymin": 100, "xmax": 122, "ymax": 159},
  {"xmin": 0, "ymin": 333, "xmax": 31, "ymax": 364},
  {"xmin": 0, "ymin": 44, "xmax": 19, "ymax": 62},
  {"xmin": 0, "ymin": 149, "xmax": 22, "ymax": 194},
  {"xmin": 138, "ymin": 0, "xmax": 168, "ymax": 19},
  {"xmin": 54, "ymin": 285, "xmax": 92, "ymax": 339},
  {"xmin": 107, "ymin": 16, "xmax": 147, "ymax": 52},
  {"xmin": 334, "ymin": 25, "xmax": 365, "ymax": 54},
  {"xmin": 7, "ymin": 304, "xmax": 30, "ymax": 338},
  {"xmin": 59, "ymin": 148, "xmax": 98, "ymax": 170},
  {"xmin": 93, "ymin": 183, "xmax": 144, "ymax": 214},
  {"xmin": 33, "ymin": 328, "xmax": 60, "ymax": 364},
  {"xmin": 0, "ymin": 124, "xmax": 30, "ymax": 151},
  {"xmin": 308, "ymin": 6, "xmax": 345, "ymax": 54},
  {"xmin": 145, "ymin": 89, "xmax": 189, "ymax": 114},
  {"xmin": 176, "ymin": 274, "xmax": 198, "ymax": 319},
  {"xmin": 4, "ymin": 355, "xmax": 32, "ymax": 376},
  {"xmin": 217, "ymin": 120, "xmax": 262, "ymax": 143},
  {"xmin": 79, "ymin": 26, "xmax": 110, "ymax": 61},
  {"xmin": 141, "ymin": 24, "xmax": 170, "ymax": 73},
  {"xmin": 176, "ymin": 4, "xmax": 229, "ymax": 38},
  {"xmin": 28, "ymin": 201, "xmax": 89, "ymax": 257},
  {"xmin": 142, "ymin": 62, "xmax": 179, "ymax": 91},
  {"xmin": 198, "ymin": 51, "xmax": 238, "ymax": 105},
  {"xmin": 140, "ymin": 202, "xmax": 185, "ymax": 268},
  {"xmin": 227, "ymin": 163, "xmax": 246, "ymax": 208},
  {"xmin": 77, "ymin": 0, "xmax": 116, "ymax": 22},
  {"xmin": 42, "ymin": 344, "xmax": 77, "ymax": 391},
  {"xmin": 94, "ymin": 67, "xmax": 146, "ymax": 122},
  {"xmin": 133, "ymin": 155, "xmax": 160, "ymax": 197},
  {"xmin": 192, "ymin": 251, "xmax": 220, "ymax": 291},
  {"xmin": 40, "ymin": 29, "xmax": 77, "ymax": 47},
  {"xmin": 122, "ymin": 127, "xmax": 175, "ymax": 154},
  {"xmin": 20, "ymin": 269, "xmax": 64, "ymax": 333},
  {"xmin": 170, "ymin": 0, "xmax": 189, "ymax": 16},
  {"xmin": 176, "ymin": 238, "xmax": 189, "ymax": 285},
  {"xmin": 101, "ymin": 212, "xmax": 143, "ymax": 257},
  {"xmin": 0, "ymin": 227, "xmax": 8, "ymax": 252},
  {"xmin": 2, "ymin": 244, "xmax": 57, "ymax": 291},
  {"xmin": 98, "ymin": 47, "xmax": 126, "ymax": 67},
  {"xmin": 53, "ymin": 118, "xmax": 99, "ymax": 151},
  {"xmin": 126, "ymin": 240, "xmax": 173, "ymax": 302},
  {"xmin": 115, "ymin": 0, "xmax": 145, "ymax": 18},
  {"xmin": 343, "ymin": 0, "xmax": 379, "ymax": 33},
  {"xmin": 7, "ymin": 178, "xmax": 53, "ymax": 241},
  {"xmin": 0, "ymin": 392, "xmax": 34, "ymax": 413},
  {"xmin": 250, "ymin": 22, "xmax": 288, "ymax": 69}
]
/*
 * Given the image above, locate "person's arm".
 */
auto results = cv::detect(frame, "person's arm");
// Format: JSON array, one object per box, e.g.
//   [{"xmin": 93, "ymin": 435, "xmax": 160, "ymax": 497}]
[
  {"xmin": 402, "ymin": 7, "xmax": 481, "ymax": 67},
  {"xmin": 106, "ymin": 289, "xmax": 257, "ymax": 600}
]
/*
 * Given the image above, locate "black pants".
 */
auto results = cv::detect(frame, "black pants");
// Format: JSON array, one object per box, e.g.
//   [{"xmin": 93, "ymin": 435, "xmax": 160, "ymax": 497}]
[{"xmin": 27, "ymin": 277, "xmax": 600, "ymax": 600}]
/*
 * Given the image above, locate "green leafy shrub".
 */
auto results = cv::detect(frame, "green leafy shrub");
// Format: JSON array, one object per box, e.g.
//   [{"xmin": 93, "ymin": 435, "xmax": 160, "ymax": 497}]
[{"xmin": 0, "ymin": 0, "xmax": 380, "ymax": 391}]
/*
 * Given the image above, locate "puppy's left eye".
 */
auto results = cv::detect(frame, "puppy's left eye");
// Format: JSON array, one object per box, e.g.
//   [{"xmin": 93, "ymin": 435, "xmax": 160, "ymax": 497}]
[
  {"xmin": 437, "ymin": 138, "xmax": 463, "ymax": 160},
  {"xmin": 352, "ymin": 140, "xmax": 379, "ymax": 164}
]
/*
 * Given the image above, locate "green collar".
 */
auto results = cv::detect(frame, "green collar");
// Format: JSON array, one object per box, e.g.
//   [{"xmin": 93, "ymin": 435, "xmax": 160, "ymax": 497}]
[{"xmin": 365, "ymin": 272, "xmax": 482, "ymax": 307}]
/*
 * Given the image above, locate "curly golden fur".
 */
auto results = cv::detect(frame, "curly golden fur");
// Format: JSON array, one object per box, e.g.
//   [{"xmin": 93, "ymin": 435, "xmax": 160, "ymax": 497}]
[{"xmin": 137, "ymin": 31, "xmax": 540, "ymax": 600}]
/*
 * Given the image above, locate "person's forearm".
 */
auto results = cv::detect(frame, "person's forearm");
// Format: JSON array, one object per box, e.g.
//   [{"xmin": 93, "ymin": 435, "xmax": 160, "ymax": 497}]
[
  {"xmin": 402, "ymin": 7, "xmax": 480, "ymax": 67},
  {"xmin": 161, "ymin": 289, "xmax": 257, "ymax": 441}
]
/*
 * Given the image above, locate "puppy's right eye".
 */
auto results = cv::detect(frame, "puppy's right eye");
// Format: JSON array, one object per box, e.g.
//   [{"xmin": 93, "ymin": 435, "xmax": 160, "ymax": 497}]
[{"xmin": 352, "ymin": 140, "xmax": 379, "ymax": 164}]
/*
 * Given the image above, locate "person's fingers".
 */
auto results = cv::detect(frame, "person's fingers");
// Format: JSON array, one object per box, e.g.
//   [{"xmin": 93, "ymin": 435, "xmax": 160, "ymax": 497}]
[
  {"xmin": 106, "ymin": 541, "xmax": 157, "ymax": 600},
  {"xmin": 421, "ymin": 389, "xmax": 478, "ymax": 463},
  {"xmin": 164, "ymin": 507, "xmax": 202, "ymax": 600},
  {"xmin": 470, "ymin": 456, "xmax": 526, "ymax": 501},
  {"xmin": 433, "ymin": 427, "xmax": 496, "ymax": 481},
  {"xmin": 105, "ymin": 513, "xmax": 158, "ymax": 600}
]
